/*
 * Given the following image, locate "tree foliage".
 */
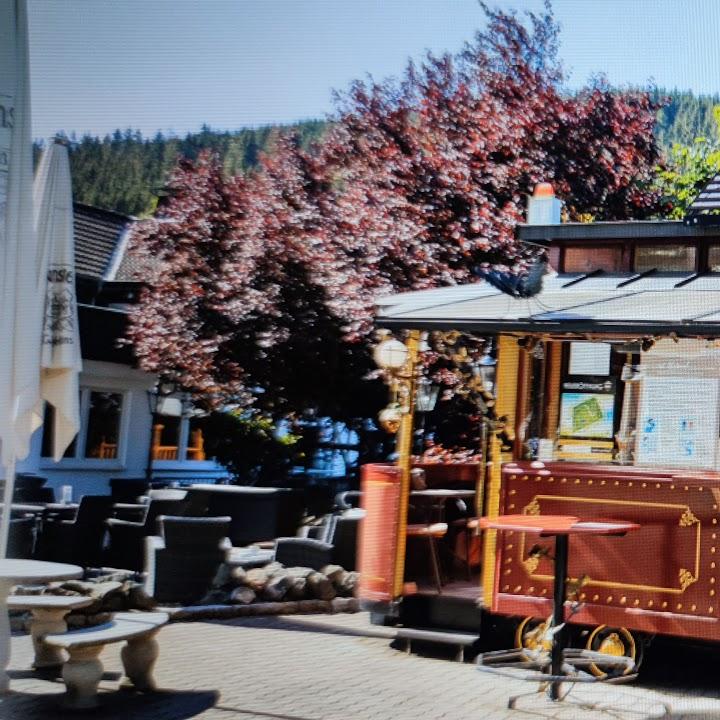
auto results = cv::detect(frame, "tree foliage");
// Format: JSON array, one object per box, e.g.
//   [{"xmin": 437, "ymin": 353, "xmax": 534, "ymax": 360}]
[
  {"xmin": 128, "ymin": 3, "xmax": 662, "ymax": 421},
  {"xmin": 654, "ymin": 106, "xmax": 720, "ymax": 219}
]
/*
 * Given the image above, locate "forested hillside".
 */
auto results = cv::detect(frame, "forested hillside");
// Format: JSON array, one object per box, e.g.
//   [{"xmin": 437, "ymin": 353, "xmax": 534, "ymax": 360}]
[{"xmin": 49, "ymin": 90, "xmax": 720, "ymax": 217}]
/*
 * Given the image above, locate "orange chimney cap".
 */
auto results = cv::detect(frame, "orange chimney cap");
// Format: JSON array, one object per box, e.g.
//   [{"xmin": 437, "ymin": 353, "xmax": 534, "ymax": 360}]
[{"xmin": 533, "ymin": 182, "xmax": 555, "ymax": 198}]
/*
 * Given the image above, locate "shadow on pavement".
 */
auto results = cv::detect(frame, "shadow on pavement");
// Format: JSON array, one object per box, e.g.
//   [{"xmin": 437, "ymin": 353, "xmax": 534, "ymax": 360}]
[
  {"xmin": 214, "ymin": 706, "xmax": 325, "ymax": 720},
  {"xmin": 210, "ymin": 615, "xmax": 395, "ymax": 640},
  {"xmin": 1, "ymin": 688, "xmax": 219, "ymax": 719}
]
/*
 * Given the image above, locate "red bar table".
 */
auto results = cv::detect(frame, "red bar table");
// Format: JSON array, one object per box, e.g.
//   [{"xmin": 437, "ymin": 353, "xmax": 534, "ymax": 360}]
[{"xmin": 479, "ymin": 514, "xmax": 640, "ymax": 701}]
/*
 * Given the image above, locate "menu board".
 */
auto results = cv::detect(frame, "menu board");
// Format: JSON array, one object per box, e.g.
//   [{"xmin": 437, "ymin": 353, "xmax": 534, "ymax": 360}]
[{"xmin": 636, "ymin": 377, "xmax": 720, "ymax": 469}]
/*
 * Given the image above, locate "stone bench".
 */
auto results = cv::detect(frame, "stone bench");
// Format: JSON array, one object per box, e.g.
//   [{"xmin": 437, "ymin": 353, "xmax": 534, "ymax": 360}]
[
  {"xmin": 43, "ymin": 611, "xmax": 169, "ymax": 709},
  {"xmin": 8, "ymin": 594, "xmax": 93, "ymax": 669}
]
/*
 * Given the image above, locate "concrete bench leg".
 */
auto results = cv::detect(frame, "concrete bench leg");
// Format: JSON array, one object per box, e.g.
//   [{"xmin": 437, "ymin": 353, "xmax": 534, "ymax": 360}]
[
  {"xmin": 121, "ymin": 631, "xmax": 160, "ymax": 691},
  {"xmin": 62, "ymin": 645, "xmax": 104, "ymax": 709},
  {"xmin": 30, "ymin": 608, "xmax": 70, "ymax": 669}
]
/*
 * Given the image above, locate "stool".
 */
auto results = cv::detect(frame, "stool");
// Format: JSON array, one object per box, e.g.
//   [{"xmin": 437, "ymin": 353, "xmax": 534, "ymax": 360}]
[
  {"xmin": 406, "ymin": 522, "xmax": 448, "ymax": 593},
  {"xmin": 478, "ymin": 514, "xmax": 640, "ymax": 705}
]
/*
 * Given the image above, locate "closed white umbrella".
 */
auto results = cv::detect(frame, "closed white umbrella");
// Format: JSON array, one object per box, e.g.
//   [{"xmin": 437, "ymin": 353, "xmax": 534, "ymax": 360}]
[
  {"xmin": 0, "ymin": 0, "xmax": 43, "ymax": 557},
  {"xmin": 35, "ymin": 139, "xmax": 82, "ymax": 462}
]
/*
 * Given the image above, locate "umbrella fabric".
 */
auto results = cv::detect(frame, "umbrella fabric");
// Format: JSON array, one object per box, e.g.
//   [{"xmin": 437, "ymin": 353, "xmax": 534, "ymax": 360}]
[
  {"xmin": 0, "ymin": 0, "xmax": 41, "ymax": 470},
  {"xmin": 35, "ymin": 141, "xmax": 82, "ymax": 461}
]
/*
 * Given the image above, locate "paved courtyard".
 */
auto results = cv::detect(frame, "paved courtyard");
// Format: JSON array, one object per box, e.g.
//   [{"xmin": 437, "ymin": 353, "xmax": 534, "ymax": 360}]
[{"xmin": 2, "ymin": 612, "xmax": 720, "ymax": 719}]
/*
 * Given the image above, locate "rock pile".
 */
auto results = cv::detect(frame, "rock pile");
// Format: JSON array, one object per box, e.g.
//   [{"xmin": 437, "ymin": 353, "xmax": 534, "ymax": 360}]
[
  {"xmin": 11, "ymin": 569, "xmax": 156, "ymax": 630},
  {"xmin": 201, "ymin": 562, "xmax": 359, "ymax": 606}
]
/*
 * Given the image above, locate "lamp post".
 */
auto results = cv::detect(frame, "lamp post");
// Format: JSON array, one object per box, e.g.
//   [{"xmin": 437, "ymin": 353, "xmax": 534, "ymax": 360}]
[
  {"xmin": 145, "ymin": 380, "xmax": 177, "ymax": 485},
  {"xmin": 373, "ymin": 330, "xmax": 422, "ymax": 597}
]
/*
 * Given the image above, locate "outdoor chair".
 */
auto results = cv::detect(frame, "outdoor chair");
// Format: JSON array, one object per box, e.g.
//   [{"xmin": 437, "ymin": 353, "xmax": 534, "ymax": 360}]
[
  {"xmin": 329, "ymin": 511, "xmax": 363, "ymax": 571},
  {"xmin": 144, "ymin": 515, "xmax": 231, "ymax": 604},
  {"xmin": 7, "ymin": 516, "xmax": 36, "ymax": 559},
  {"xmin": 12, "ymin": 474, "xmax": 53, "ymax": 504},
  {"xmin": 273, "ymin": 537, "xmax": 333, "ymax": 571},
  {"xmin": 38, "ymin": 495, "xmax": 114, "ymax": 567},
  {"xmin": 109, "ymin": 477, "xmax": 150, "ymax": 503},
  {"xmin": 105, "ymin": 497, "xmax": 190, "ymax": 571}
]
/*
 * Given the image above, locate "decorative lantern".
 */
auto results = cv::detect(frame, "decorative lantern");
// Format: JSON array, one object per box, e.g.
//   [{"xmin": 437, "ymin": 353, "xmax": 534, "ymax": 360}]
[{"xmin": 378, "ymin": 403, "xmax": 403, "ymax": 434}]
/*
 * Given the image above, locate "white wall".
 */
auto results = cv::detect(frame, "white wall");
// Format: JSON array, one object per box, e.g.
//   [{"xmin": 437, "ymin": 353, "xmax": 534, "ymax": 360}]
[{"xmin": 15, "ymin": 360, "xmax": 227, "ymax": 498}]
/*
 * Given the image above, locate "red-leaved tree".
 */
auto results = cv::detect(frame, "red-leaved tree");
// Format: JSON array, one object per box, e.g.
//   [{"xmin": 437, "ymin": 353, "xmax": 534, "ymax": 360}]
[{"xmin": 128, "ymin": 3, "xmax": 662, "ymax": 422}]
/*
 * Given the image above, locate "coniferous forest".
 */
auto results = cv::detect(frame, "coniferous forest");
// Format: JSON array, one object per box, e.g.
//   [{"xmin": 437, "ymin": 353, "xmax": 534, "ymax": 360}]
[{"xmin": 45, "ymin": 90, "xmax": 720, "ymax": 217}]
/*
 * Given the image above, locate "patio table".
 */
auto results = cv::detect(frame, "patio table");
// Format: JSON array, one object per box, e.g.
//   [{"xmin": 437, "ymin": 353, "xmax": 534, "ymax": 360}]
[{"xmin": 0, "ymin": 559, "xmax": 81, "ymax": 691}]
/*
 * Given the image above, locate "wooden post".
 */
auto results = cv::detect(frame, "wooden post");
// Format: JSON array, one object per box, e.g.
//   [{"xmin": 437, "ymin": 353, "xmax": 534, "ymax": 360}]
[{"xmin": 392, "ymin": 330, "xmax": 421, "ymax": 598}]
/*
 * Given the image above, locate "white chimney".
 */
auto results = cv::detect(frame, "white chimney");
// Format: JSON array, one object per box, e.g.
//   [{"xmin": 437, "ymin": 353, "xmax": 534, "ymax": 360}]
[{"xmin": 527, "ymin": 182, "xmax": 562, "ymax": 225}]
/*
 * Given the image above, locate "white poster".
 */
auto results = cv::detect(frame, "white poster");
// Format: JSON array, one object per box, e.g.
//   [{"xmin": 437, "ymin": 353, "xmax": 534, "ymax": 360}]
[
  {"xmin": 569, "ymin": 342, "xmax": 611, "ymax": 376},
  {"xmin": 636, "ymin": 377, "xmax": 720, "ymax": 469}
]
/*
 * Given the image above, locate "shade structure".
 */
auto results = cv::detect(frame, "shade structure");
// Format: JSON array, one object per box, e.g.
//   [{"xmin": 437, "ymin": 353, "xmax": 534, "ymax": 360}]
[
  {"xmin": 0, "ymin": 0, "xmax": 41, "ymax": 556},
  {"xmin": 35, "ymin": 140, "xmax": 82, "ymax": 461}
]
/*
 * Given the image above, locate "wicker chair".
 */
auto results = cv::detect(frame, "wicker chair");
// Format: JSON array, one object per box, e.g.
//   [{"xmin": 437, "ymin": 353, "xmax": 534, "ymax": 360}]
[
  {"xmin": 273, "ymin": 537, "xmax": 333, "ymax": 571},
  {"xmin": 105, "ymin": 496, "xmax": 189, "ymax": 571},
  {"xmin": 144, "ymin": 515, "xmax": 231, "ymax": 604},
  {"xmin": 38, "ymin": 495, "xmax": 114, "ymax": 567}
]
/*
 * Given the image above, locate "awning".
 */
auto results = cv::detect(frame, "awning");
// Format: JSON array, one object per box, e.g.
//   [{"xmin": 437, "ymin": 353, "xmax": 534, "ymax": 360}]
[{"xmin": 375, "ymin": 271, "xmax": 720, "ymax": 336}]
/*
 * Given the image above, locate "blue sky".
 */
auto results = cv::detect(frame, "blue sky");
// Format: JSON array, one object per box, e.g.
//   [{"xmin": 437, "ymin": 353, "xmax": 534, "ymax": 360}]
[{"xmin": 28, "ymin": 0, "xmax": 720, "ymax": 140}]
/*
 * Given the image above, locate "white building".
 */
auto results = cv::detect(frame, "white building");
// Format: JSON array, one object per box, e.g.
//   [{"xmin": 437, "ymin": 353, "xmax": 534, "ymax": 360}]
[{"xmin": 17, "ymin": 203, "xmax": 228, "ymax": 498}]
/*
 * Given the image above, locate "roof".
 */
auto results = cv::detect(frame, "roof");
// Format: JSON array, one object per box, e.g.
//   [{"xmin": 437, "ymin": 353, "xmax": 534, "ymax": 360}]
[
  {"xmin": 375, "ymin": 271, "xmax": 720, "ymax": 336},
  {"xmin": 517, "ymin": 219, "xmax": 720, "ymax": 246},
  {"xmin": 685, "ymin": 173, "xmax": 720, "ymax": 226},
  {"xmin": 73, "ymin": 203, "xmax": 134, "ymax": 280}
]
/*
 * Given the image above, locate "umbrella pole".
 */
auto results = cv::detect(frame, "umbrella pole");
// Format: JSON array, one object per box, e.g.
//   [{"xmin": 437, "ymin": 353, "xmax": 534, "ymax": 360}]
[{"xmin": 0, "ymin": 456, "xmax": 15, "ymax": 559}]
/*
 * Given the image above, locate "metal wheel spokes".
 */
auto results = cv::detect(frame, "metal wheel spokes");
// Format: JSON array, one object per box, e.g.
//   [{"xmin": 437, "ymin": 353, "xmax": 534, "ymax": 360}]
[{"xmin": 585, "ymin": 625, "xmax": 640, "ymax": 678}]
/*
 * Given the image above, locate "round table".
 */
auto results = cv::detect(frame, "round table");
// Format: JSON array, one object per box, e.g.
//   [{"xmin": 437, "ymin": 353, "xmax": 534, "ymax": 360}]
[
  {"xmin": 479, "ymin": 515, "xmax": 639, "ymax": 702},
  {"xmin": 0, "ymin": 559, "xmax": 82, "ymax": 691}
]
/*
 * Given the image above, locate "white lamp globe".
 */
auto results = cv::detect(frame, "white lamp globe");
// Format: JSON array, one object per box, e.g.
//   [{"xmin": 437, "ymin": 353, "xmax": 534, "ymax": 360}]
[{"xmin": 373, "ymin": 338, "xmax": 409, "ymax": 370}]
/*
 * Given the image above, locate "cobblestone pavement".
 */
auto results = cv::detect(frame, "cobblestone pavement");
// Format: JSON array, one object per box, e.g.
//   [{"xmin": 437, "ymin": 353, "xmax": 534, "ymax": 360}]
[{"xmin": 2, "ymin": 612, "xmax": 720, "ymax": 719}]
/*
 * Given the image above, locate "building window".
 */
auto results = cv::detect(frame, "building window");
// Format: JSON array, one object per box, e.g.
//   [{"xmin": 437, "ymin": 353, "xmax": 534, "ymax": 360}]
[
  {"xmin": 150, "ymin": 396, "xmax": 207, "ymax": 461},
  {"xmin": 634, "ymin": 244, "xmax": 696, "ymax": 272},
  {"xmin": 41, "ymin": 388, "xmax": 124, "ymax": 461},
  {"xmin": 84, "ymin": 391, "xmax": 123, "ymax": 458},
  {"xmin": 708, "ymin": 245, "xmax": 720, "ymax": 272},
  {"xmin": 563, "ymin": 246, "xmax": 623, "ymax": 273}
]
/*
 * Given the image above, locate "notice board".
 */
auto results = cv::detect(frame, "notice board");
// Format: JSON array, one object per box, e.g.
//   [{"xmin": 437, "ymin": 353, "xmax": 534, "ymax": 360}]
[{"xmin": 636, "ymin": 377, "xmax": 720, "ymax": 469}]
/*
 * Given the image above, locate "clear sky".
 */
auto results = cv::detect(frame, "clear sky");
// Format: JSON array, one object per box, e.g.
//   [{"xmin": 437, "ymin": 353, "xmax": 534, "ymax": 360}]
[{"xmin": 27, "ymin": 0, "xmax": 720, "ymax": 140}]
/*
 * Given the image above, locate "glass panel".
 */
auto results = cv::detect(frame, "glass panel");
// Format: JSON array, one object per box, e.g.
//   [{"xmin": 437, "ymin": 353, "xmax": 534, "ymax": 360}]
[
  {"xmin": 186, "ymin": 416, "xmax": 206, "ymax": 461},
  {"xmin": 153, "ymin": 415, "xmax": 181, "ymax": 460},
  {"xmin": 709, "ymin": 245, "xmax": 720, "ymax": 272},
  {"xmin": 634, "ymin": 244, "xmax": 696, "ymax": 272},
  {"xmin": 84, "ymin": 391, "xmax": 122, "ymax": 459},
  {"xmin": 564, "ymin": 246, "xmax": 622, "ymax": 273},
  {"xmin": 41, "ymin": 403, "xmax": 77, "ymax": 458}
]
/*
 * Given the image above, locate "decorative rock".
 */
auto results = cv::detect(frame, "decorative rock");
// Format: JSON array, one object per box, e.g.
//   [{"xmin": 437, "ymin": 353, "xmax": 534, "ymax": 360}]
[
  {"xmin": 321, "ymin": 565, "xmax": 345, "ymax": 584},
  {"xmin": 285, "ymin": 567, "xmax": 314, "ymax": 579},
  {"xmin": 244, "ymin": 567, "xmax": 271, "ymax": 592},
  {"xmin": 229, "ymin": 586, "xmax": 256, "ymax": 605},
  {"xmin": 263, "ymin": 572, "xmax": 292, "ymax": 601},
  {"xmin": 264, "ymin": 562, "xmax": 284, "ymax": 576},
  {"xmin": 85, "ymin": 612, "xmax": 112, "ymax": 627},
  {"xmin": 127, "ymin": 584, "xmax": 157, "ymax": 610},
  {"xmin": 286, "ymin": 576, "xmax": 308, "ymax": 600},
  {"xmin": 306, "ymin": 572, "xmax": 335, "ymax": 601},
  {"xmin": 199, "ymin": 589, "xmax": 231, "ymax": 606},
  {"xmin": 229, "ymin": 566, "xmax": 247, "ymax": 585},
  {"xmin": 337, "ymin": 571, "xmax": 359, "ymax": 597},
  {"xmin": 330, "ymin": 597, "xmax": 359, "ymax": 613},
  {"xmin": 66, "ymin": 614, "xmax": 87, "ymax": 628},
  {"xmin": 211, "ymin": 564, "xmax": 234, "ymax": 589}
]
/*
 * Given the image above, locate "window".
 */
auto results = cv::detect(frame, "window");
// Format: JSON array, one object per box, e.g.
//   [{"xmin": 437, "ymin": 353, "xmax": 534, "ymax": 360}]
[
  {"xmin": 40, "ymin": 404, "xmax": 76, "ymax": 459},
  {"xmin": 150, "ymin": 396, "xmax": 207, "ymax": 461},
  {"xmin": 41, "ymin": 388, "xmax": 124, "ymax": 461},
  {"xmin": 563, "ymin": 246, "xmax": 623, "ymax": 273},
  {"xmin": 634, "ymin": 244, "xmax": 696, "ymax": 272},
  {"xmin": 708, "ymin": 245, "xmax": 720, "ymax": 272}
]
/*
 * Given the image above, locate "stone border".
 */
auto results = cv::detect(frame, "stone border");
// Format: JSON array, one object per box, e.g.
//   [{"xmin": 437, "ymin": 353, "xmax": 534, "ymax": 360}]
[{"xmin": 162, "ymin": 597, "xmax": 360, "ymax": 622}]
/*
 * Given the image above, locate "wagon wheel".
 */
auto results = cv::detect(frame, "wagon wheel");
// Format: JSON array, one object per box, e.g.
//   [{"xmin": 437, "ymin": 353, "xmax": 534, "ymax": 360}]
[
  {"xmin": 514, "ymin": 616, "xmax": 552, "ymax": 660},
  {"xmin": 585, "ymin": 625, "xmax": 641, "ymax": 678}
]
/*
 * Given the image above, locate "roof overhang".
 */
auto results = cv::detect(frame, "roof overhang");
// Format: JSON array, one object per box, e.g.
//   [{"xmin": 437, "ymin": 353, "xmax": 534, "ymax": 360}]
[
  {"xmin": 375, "ymin": 272, "xmax": 720, "ymax": 338},
  {"xmin": 517, "ymin": 220, "xmax": 720, "ymax": 248}
]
